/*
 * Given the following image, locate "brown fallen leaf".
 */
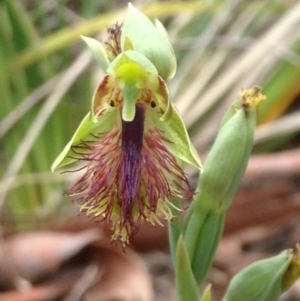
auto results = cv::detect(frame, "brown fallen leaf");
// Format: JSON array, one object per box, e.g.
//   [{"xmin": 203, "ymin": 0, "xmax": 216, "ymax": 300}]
[
  {"xmin": 0, "ymin": 229, "xmax": 101, "ymax": 289},
  {"xmin": 0, "ymin": 227, "xmax": 153, "ymax": 301},
  {"xmin": 82, "ymin": 242, "xmax": 153, "ymax": 301},
  {"xmin": 0, "ymin": 268, "xmax": 83, "ymax": 301}
]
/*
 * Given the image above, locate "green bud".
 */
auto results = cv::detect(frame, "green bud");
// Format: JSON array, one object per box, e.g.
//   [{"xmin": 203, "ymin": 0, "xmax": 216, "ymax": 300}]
[
  {"xmin": 193, "ymin": 87, "xmax": 266, "ymax": 213},
  {"xmin": 183, "ymin": 87, "xmax": 266, "ymax": 285},
  {"xmin": 220, "ymin": 86, "xmax": 264, "ymax": 128},
  {"xmin": 223, "ymin": 247, "xmax": 300, "ymax": 301},
  {"xmin": 197, "ymin": 108, "xmax": 254, "ymax": 213}
]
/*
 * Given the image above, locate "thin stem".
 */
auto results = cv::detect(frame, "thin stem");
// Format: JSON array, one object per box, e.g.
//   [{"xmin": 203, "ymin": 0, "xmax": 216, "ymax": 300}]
[{"xmin": 168, "ymin": 198, "xmax": 182, "ymax": 264}]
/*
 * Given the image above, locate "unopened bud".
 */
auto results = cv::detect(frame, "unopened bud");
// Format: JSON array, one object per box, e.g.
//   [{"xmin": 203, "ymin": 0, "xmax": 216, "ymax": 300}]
[
  {"xmin": 223, "ymin": 247, "xmax": 300, "ymax": 301},
  {"xmin": 194, "ymin": 86, "xmax": 266, "ymax": 213}
]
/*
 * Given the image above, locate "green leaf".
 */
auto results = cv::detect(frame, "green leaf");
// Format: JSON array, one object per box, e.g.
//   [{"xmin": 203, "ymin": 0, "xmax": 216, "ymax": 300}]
[
  {"xmin": 81, "ymin": 35, "xmax": 110, "ymax": 71},
  {"xmin": 190, "ymin": 212, "xmax": 225, "ymax": 284},
  {"xmin": 175, "ymin": 235, "xmax": 200, "ymax": 301}
]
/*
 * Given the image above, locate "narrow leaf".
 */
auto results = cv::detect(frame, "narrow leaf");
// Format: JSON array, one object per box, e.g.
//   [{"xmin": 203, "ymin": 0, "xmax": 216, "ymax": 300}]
[{"xmin": 175, "ymin": 235, "xmax": 200, "ymax": 301}]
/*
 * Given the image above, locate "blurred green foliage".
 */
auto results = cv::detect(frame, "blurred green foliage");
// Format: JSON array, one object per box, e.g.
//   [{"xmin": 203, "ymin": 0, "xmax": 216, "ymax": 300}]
[{"xmin": 1, "ymin": 0, "xmax": 300, "ymax": 230}]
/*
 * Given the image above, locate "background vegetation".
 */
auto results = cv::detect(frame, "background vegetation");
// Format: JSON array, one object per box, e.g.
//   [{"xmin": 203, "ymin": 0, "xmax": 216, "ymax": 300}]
[{"xmin": 1, "ymin": 0, "xmax": 300, "ymax": 236}]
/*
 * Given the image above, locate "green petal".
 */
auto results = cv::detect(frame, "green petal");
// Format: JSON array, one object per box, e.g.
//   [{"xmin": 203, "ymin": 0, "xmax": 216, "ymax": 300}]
[
  {"xmin": 51, "ymin": 110, "xmax": 118, "ymax": 171},
  {"xmin": 121, "ymin": 3, "xmax": 176, "ymax": 81},
  {"xmin": 81, "ymin": 36, "xmax": 110, "ymax": 72},
  {"xmin": 156, "ymin": 104, "xmax": 202, "ymax": 170}
]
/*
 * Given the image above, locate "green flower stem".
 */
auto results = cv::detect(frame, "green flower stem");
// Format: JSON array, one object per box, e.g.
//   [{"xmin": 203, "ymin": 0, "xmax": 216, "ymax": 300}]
[{"xmin": 168, "ymin": 198, "xmax": 182, "ymax": 264}]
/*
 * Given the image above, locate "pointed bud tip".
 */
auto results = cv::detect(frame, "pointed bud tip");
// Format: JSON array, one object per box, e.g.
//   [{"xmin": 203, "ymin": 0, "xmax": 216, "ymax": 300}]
[
  {"xmin": 240, "ymin": 86, "xmax": 267, "ymax": 112},
  {"xmin": 282, "ymin": 244, "xmax": 300, "ymax": 290}
]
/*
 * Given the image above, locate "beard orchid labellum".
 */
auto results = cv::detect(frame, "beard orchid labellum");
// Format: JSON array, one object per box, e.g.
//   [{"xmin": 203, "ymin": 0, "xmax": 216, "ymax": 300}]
[{"xmin": 52, "ymin": 3, "xmax": 202, "ymax": 244}]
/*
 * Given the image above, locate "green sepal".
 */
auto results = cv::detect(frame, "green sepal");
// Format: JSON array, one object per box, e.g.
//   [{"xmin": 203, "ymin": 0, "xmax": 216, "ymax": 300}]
[
  {"xmin": 158, "ymin": 103, "xmax": 202, "ymax": 170},
  {"xmin": 121, "ymin": 3, "xmax": 176, "ymax": 81},
  {"xmin": 81, "ymin": 36, "xmax": 110, "ymax": 72},
  {"xmin": 200, "ymin": 285, "xmax": 212, "ymax": 301},
  {"xmin": 51, "ymin": 110, "xmax": 118, "ymax": 171},
  {"xmin": 175, "ymin": 235, "xmax": 200, "ymax": 301},
  {"xmin": 154, "ymin": 19, "xmax": 171, "ymax": 42},
  {"xmin": 223, "ymin": 251, "xmax": 293, "ymax": 301},
  {"xmin": 122, "ymin": 83, "xmax": 139, "ymax": 121}
]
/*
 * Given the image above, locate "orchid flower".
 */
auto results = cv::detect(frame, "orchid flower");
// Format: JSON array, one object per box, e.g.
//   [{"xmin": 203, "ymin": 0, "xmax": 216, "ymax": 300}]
[{"xmin": 52, "ymin": 4, "xmax": 202, "ymax": 243}]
